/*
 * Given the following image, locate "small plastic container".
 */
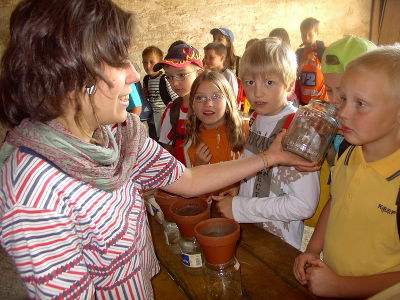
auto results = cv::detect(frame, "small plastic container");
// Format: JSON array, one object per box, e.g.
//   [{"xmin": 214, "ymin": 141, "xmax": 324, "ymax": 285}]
[
  {"xmin": 162, "ymin": 220, "xmax": 181, "ymax": 254},
  {"xmin": 282, "ymin": 99, "xmax": 339, "ymax": 162}
]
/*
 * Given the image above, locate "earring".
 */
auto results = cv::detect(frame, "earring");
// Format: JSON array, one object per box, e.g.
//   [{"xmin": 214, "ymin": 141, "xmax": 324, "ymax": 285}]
[{"xmin": 85, "ymin": 85, "xmax": 96, "ymax": 95}]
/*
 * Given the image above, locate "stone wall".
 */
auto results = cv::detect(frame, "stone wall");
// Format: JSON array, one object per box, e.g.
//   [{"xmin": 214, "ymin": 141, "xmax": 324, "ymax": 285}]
[
  {"xmin": 0, "ymin": 0, "xmax": 371, "ymax": 139},
  {"xmin": 121, "ymin": 0, "xmax": 371, "ymax": 73},
  {"xmin": 0, "ymin": 0, "xmax": 372, "ymax": 72}
]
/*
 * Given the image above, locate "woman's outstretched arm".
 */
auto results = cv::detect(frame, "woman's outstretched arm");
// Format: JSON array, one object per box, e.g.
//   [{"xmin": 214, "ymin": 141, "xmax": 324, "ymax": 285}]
[{"xmin": 163, "ymin": 131, "xmax": 319, "ymax": 197}]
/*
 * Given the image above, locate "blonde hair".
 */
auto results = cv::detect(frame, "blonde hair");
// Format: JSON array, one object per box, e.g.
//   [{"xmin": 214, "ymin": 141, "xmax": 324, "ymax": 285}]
[
  {"xmin": 345, "ymin": 44, "xmax": 400, "ymax": 101},
  {"xmin": 185, "ymin": 70, "xmax": 246, "ymax": 153},
  {"xmin": 239, "ymin": 37, "xmax": 297, "ymax": 89},
  {"xmin": 245, "ymin": 38, "xmax": 260, "ymax": 49}
]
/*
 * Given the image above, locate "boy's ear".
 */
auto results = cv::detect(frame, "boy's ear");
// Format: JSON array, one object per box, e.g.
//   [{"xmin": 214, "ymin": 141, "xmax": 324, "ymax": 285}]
[{"xmin": 220, "ymin": 54, "xmax": 225, "ymax": 62}]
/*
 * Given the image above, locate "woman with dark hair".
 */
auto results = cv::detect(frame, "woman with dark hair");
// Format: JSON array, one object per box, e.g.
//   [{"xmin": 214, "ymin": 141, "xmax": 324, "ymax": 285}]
[{"xmin": 0, "ymin": 0, "xmax": 317, "ymax": 298}]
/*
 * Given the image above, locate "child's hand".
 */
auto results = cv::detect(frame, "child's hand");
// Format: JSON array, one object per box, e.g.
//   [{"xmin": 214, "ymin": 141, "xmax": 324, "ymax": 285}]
[
  {"xmin": 195, "ymin": 143, "xmax": 212, "ymax": 165},
  {"xmin": 305, "ymin": 259, "xmax": 342, "ymax": 297},
  {"xmin": 266, "ymin": 130, "xmax": 320, "ymax": 171},
  {"xmin": 293, "ymin": 251, "xmax": 321, "ymax": 285},
  {"xmin": 218, "ymin": 186, "xmax": 240, "ymax": 197},
  {"xmin": 211, "ymin": 195, "xmax": 234, "ymax": 219},
  {"xmin": 293, "ymin": 163, "xmax": 321, "ymax": 173}
]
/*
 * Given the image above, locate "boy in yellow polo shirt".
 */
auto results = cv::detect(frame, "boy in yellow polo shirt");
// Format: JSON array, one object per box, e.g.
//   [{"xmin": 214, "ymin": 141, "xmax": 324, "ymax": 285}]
[
  {"xmin": 304, "ymin": 36, "xmax": 376, "ymax": 227},
  {"xmin": 294, "ymin": 45, "xmax": 400, "ymax": 298}
]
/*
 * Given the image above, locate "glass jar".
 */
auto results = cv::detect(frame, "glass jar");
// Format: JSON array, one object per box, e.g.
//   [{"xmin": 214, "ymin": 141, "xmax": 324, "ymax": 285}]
[
  {"xmin": 162, "ymin": 220, "xmax": 181, "ymax": 254},
  {"xmin": 203, "ymin": 258, "xmax": 242, "ymax": 300},
  {"xmin": 179, "ymin": 236, "xmax": 204, "ymax": 275},
  {"xmin": 282, "ymin": 99, "xmax": 339, "ymax": 162}
]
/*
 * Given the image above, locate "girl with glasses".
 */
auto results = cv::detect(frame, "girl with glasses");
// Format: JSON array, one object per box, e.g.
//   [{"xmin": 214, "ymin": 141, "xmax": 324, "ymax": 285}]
[{"xmin": 184, "ymin": 70, "xmax": 248, "ymax": 194}]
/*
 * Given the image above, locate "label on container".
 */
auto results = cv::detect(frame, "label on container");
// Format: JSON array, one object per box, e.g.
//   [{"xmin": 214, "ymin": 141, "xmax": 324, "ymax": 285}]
[{"xmin": 181, "ymin": 253, "xmax": 203, "ymax": 268}]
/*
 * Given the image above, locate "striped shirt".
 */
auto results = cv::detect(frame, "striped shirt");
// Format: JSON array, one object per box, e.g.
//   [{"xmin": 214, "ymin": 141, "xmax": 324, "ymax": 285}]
[
  {"xmin": 0, "ymin": 138, "xmax": 184, "ymax": 299},
  {"xmin": 145, "ymin": 73, "xmax": 177, "ymax": 113},
  {"xmin": 144, "ymin": 73, "xmax": 178, "ymax": 137}
]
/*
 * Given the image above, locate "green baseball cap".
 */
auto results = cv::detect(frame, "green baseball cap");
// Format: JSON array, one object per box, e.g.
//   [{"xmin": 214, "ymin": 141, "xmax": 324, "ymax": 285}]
[{"xmin": 322, "ymin": 35, "xmax": 376, "ymax": 74}]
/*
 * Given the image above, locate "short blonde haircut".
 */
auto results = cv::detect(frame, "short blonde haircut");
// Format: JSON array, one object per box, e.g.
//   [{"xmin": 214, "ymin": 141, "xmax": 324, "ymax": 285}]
[
  {"xmin": 238, "ymin": 37, "xmax": 297, "ymax": 89},
  {"xmin": 345, "ymin": 44, "xmax": 400, "ymax": 101}
]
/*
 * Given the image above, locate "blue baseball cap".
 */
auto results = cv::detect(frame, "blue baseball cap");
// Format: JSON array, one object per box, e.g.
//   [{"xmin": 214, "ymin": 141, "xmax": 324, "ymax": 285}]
[{"xmin": 210, "ymin": 28, "xmax": 234, "ymax": 42}]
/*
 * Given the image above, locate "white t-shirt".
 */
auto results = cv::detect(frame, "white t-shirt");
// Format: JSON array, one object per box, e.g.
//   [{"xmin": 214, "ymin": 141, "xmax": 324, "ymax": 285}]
[
  {"xmin": 232, "ymin": 104, "xmax": 320, "ymax": 249},
  {"xmin": 222, "ymin": 68, "xmax": 238, "ymax": 98}
]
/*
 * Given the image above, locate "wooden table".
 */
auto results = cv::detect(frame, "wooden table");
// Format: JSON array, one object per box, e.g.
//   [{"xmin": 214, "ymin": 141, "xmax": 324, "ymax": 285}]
[{"xmin": 149, "ymin": 215, "xmax": 336, "ymax": 300}]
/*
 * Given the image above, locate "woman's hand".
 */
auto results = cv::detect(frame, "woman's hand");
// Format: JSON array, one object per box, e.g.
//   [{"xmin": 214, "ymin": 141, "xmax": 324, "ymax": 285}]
[
  {"xmin": 195, "ymin": 143, "xmax": 212, "ymax": 165},
  {"xmin": 293, "ymin": 251, "xmax": 321, "ymax": 285},
  {"xmin": 211, "ymin": 195, "xmax": 234, "ymax": 219},
  {"xmin": 264, "ymin": 130, "xmax": 320, "ymax": 172}
]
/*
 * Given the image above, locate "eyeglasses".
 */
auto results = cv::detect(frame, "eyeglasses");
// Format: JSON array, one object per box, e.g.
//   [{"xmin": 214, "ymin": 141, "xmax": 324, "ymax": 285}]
[
  {"xmin": 165, "ymin": 70, "xmax": 197, "ymax": 82},
  {"xmin": 194, "ymin": 93, "xmax": 224, "ymax": 103}
]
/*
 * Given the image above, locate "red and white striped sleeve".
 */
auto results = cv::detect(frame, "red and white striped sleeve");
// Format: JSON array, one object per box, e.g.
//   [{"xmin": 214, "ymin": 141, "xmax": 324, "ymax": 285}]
[{"xmin": 134, "ymin": 138, "xmax": 184, "ymax": 190}]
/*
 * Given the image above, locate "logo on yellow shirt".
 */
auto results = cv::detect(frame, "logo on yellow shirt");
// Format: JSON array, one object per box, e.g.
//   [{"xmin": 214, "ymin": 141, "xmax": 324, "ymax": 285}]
[{"xmin": 378, "ymin": 204, "xmax": 396, "ymax": 215}]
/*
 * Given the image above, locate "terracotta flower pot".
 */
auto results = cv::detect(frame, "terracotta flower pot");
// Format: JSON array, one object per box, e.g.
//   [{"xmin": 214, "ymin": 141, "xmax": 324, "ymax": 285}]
[
  {"xmin": 194, "ymin": 218, "xmax": 240, "ymax": 265},
  {"xmin": 155, "ymin": 190, "xmax": 185, "ymax": 222},
  {"xmin": 169, "ymin": 198, "xmax": 210, "ymax": 238}
]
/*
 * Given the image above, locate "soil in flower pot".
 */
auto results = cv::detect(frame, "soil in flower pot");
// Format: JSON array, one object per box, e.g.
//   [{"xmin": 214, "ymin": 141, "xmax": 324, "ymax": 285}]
[
  {"xmin": 169, "ymin": 198, "xmax": 210, "ymax": 238},
  {"xmin": 194, "ymin": 218, "xmax": 240, "ymax": 265}
]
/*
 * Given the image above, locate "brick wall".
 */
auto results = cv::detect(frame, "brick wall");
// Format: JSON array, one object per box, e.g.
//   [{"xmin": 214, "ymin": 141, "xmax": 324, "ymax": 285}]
[{"xmin": 0, "ymin": 0, "xmax": 371, "ymax": 139}]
